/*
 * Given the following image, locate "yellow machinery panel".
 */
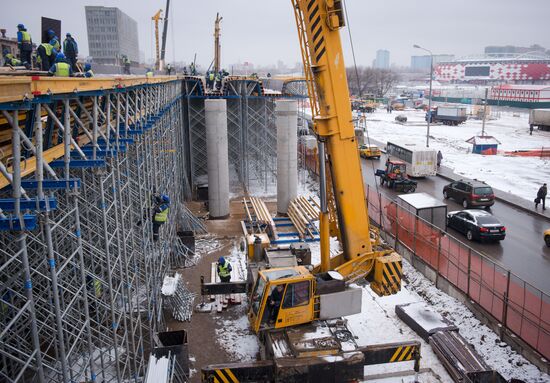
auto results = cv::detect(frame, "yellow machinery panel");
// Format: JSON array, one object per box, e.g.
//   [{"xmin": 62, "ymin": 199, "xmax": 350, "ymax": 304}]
[
  {"xmin": 245, "ymin": 233, "xmax": 270, "ymax": 261},
  {"xmin": 370, "ymin": 252, "xmax": 402, "ymax": 297}
]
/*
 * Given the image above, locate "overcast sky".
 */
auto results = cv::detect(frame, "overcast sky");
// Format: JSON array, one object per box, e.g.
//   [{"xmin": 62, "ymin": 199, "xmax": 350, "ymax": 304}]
[{"xmin": 2, "ymin": 0, "xmax": 549, "ymax": 68}]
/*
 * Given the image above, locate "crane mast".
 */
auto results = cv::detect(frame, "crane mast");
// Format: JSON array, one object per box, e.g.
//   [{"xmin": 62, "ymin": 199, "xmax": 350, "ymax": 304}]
[
  {"xmin": 213, "ymin": 13, "xmax": 223, "ymax": 75},
  {"xmin": 152, "ymin": 10, "xmax": 163, "ymax": 71},
  {"xmin": 293, "ymin": 0, "xmax": 377, "ymax": 276}
]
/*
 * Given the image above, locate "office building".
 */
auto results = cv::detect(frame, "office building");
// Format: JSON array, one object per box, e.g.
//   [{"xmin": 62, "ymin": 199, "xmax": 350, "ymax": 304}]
[
  {"xmin": 411, "ymin": 54, "xmax": 455, "ymax": 71},
  {"xmin": 85, "ymin": 6, "xmax": 139, "ymax": 64},
  {"xmin": 374, "ymin": 49, "xmax": 390, "ymax": 69}
]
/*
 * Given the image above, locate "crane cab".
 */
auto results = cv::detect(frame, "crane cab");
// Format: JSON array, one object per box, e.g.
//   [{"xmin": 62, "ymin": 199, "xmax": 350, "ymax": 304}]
[{"xmin": 248, "ymin": 267, "xmax": 315, "ymax": 334}]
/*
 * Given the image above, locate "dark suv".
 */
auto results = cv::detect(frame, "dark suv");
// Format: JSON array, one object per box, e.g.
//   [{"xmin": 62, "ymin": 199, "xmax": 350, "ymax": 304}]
[{"xmin": 443, "ymin": 179, "xmax": 495, "ymax": 208}]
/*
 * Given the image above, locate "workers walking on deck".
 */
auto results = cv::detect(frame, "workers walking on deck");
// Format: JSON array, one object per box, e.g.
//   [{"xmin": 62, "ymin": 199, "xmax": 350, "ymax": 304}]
[
  {"xmin": 122, "ymin": 55, "xmax": 131, "ymax": 74},
  {"xmin": 152, "ymin": 194, "xmax": 170, "ymax": 241},
  {"xmin": 146, "ymin": 68, "xmax": 154, "ymax": 78},
  {"xmin": 83, "ymin": 63, "xmax": 94, "ymax": 78},
  {"xmin": 16, "ymin": 24, "xmax": 32, "ymax": 65},
  {"xmin": 217, "ymin": 257, "xmax": 232, "ymax": 283},
  {"xmin": 437, "ymin": 150, "xmax": 443, "ymax": 167},
  {"xmin": 3, "ymin": 49, "xmax": 22, "ymax": 67},
  {"xmin": 48, "ymin": 52, "xmax": 72, "ymax": 77},
  {"xmin": 190, "ymin": 62, "xmax": 196, "ymax": 75},
  {"xmin": 36, "ymin": 43, "xmax": 56, "ymax": 71},
  {"xmin": 63, "ymin": 33, "xmax": 78, "ymax": 71},
  {"xmin": 166, "ymin": 63, "xmax": 172, "ymax": 75},
  {"xmin": 535, "ymin": 183, "xmax": 547, "ymax": 210}
]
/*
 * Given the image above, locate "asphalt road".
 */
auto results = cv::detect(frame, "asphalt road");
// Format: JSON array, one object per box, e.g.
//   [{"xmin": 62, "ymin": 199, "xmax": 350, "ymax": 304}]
[{"xmin": 360, "ymin": 154, "xmax": 550, "ymax": 294}]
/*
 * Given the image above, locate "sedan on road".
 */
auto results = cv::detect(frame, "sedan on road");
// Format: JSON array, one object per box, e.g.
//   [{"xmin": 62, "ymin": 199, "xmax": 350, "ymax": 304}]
[{"xmin": 447, "ymin": 210, "xmax": 506, "ymax": 242}]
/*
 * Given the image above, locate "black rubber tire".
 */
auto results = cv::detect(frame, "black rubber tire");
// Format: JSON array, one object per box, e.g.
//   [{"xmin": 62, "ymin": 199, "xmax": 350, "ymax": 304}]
[
  {"xmin": 443, "ymin": 190, "xmax": 449, "ymax": 199},
  {"xmin": 466, "ymin": 230, "xmax": 474, "ymax": 241},
  {"xmin": 410, "ymin": 187, "xmax": 416, "ymax": 193},
  {"xmin": 463, "ymin": 199, "xmax": 469, "ymax": 208}
]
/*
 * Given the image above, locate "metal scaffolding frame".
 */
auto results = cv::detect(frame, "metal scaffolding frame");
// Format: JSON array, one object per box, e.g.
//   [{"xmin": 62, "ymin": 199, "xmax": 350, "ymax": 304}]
[
  {"xmin": 182, "ymin": 77, "xmax": 279, "ymax": 194},
  {"xmin": 0, "ymin": 78, "xmax": 188, "ymax": 382}
]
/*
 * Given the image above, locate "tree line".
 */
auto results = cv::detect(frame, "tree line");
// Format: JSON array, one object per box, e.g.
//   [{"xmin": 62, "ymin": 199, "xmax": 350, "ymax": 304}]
[{"xmin": 345, "ymin": 67, "xmax": 400, "ymax": 98}]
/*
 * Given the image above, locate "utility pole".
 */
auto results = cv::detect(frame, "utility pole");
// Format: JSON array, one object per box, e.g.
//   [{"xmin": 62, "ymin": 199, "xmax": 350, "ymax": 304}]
[
  {"xmin": 213, "ymin": 13, "xmax": 223, "ymax": 75},
  {"xmin": 414, "ymin": 44, "xmax": 434, "ymax": 147},
  {"xmin": 481, "ymin": 87, "xmax": 488, "ymax": 136}
]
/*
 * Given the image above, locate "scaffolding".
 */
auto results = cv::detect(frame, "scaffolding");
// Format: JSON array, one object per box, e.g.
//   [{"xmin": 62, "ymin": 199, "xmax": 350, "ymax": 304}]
[
  {"xmin": 182, "ymin": 76, "xmax": 290, "ymax": 194},
  {"xmin": 0, "ymin": 76, "xmax": 188, "ymax": 382}
]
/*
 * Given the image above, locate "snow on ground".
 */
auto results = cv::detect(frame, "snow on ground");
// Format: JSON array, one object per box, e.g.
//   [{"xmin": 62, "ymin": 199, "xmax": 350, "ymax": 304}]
[
  {"xmin": 214, "ymin": 303, "xmax": 260, "ymax": 361},
  {"xmin": 214, "ymin": 243, "xmax": 260, "ymax": 360},
  {"xmin": 362, "ymin": 106, "xmax": 550, "ymax": 202},
  {"xmin": 401, "ymin": 259, "xmax": 550, "ymax": 382}
]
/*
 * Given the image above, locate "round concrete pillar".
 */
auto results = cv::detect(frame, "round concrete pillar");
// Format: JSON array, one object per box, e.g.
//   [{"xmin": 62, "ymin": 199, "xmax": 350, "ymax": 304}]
[
  {"xmin": 276, "ymin": 100, "xmax": 298, "ymax": 214},
  {"xmin": 205, "ymin": 99, "xmax": 230, "ymax": 218}
]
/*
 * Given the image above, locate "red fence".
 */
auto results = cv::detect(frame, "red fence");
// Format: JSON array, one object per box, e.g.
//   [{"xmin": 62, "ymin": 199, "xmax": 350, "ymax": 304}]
[
  {"xmin": 365, "ymin": 184, "xmax": 550, "ymax": 361},
  {"xmin": 301, "ymin": 153, "xmax": 550, "ymax": 360}
]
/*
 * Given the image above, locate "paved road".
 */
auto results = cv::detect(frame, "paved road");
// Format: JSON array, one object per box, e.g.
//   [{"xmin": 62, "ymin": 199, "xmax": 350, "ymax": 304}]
[{"xmin": 360, "ymin": 154, "xmax": 550, "ymax": 293}]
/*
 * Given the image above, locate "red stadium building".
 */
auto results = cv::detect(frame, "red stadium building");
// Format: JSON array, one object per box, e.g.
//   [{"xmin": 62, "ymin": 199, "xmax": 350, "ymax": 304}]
[{"xmin": 435, "ymin": 53, "xmax": 550, "ymax": 84}]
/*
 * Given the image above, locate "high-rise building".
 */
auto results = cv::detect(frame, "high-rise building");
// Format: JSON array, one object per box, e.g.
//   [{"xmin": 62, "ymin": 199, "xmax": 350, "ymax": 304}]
[
  {"xmin": 411, "ymin": 54, "xmax": 455, "ymax": 71},
  {"xmin": 374, "ymin": 49, "xmax": 390, "ymax": 69},
  {"xmin": 85, "ymin": 6, "xmax": 139, "ymax": 65}
]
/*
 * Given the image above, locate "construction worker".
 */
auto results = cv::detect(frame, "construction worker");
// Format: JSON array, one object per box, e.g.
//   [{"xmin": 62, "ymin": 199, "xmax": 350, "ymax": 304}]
[
  {"xmin": 208, "ymin": 71, "xmax": 215, "ymax": 89},
  {"xmin": 84, "ymin": 63, "xmax": 94, "ymax": 78},
  {"xmin": 16, "ymin": 24, "xmax": 32, "ymax": 65},
  {"xmin": 190, "ymin": 62, "xmax": 196, "ymax": 75},
  {"xmin": 3, "ymin": 49, "xmax": 22, "ymax": 67},
  {"xmin": 47, "ymin": 30, "xmax": 60, "ymax": 52},
  {"xmin": 36, "ymin": 43, "xmax": 56, "ymax": 71},
  {"xmin": 166, "ymin": 63, "xmax": 172, "ymax": 75},
  {"xmin": 48, "ymin": 52, "xmax": 72, "ymax": 77},
  {"xmin": 122, "ymin": 55, "xmax": 131, "ymax": 74},
  {"xmin": 215, "ymin": 71, "xmax": 222, "ymax": 90},
  {"xmin": 146, "ymin": 68, "xmax": 154, "ymax": 78},
  {"xmin": 63, "ymin": 33, "xmax": 78, "ymax": 71},
  {"xmin": 152, "ymin": 194, "xmax": 170, "ymax": 241},
  {"xmin": 268, "ymin": 284, "xmax": 285, "ymax": 323},
  {"xmin": 217, "ymin": 257, "xmax": 232, "ymax": 283}
]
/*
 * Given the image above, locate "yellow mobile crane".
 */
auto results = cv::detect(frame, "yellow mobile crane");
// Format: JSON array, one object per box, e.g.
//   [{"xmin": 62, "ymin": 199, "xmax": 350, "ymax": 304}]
[{"xmin": 201, "ymin": 1, "xmax": 419, "ymax": 381}]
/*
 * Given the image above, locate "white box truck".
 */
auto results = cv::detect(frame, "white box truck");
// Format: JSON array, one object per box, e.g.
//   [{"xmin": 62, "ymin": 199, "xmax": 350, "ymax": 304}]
[
  {"xmin": 427, "ymin": 106, "xmax": 467, "ymax": 125},
  {"xmin": 529, "ymin": 109, "xmax": 550, "ymax": 131}
]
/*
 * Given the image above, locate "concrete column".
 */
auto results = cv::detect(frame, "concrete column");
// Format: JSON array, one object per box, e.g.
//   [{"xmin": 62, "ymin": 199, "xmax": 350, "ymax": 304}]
[
  {"xmin": 276, "ymin": 100, "xmax": 298, "ymax": 214},
  {"xmin": 205, "ymin": 99, "xmax": 230, "ymax": 218}
]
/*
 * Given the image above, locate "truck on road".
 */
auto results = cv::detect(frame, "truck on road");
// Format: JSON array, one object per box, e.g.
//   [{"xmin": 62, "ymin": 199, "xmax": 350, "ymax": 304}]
[
  {"xmin": 529, "ymin": 109, "xmax": 550, "ymax": 131},
  {"xmin": 426, "ymin": 106, "xmax": 467, "ymax": 125}
]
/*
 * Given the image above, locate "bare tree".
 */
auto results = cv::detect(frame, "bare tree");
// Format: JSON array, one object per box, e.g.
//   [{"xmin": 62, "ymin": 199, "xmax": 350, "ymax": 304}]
[{"xmin": 346, "ymin": 66, "xmax": 400, "ymax": 97}]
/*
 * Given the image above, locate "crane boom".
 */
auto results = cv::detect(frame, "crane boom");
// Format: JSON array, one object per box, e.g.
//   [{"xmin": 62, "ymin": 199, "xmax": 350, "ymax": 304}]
[
  {"xmin": 293, "ymin": 0, "xmax": 376, "ymax": 276},
  {"xmin": 152, "ymin": 9, "xmax": 163, "ymax": 71}
]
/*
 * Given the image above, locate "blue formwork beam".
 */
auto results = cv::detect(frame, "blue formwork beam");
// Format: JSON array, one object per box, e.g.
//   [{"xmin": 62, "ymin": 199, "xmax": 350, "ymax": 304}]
[
  {"xmin": 81, "ymin": 145, "xmax": 127, "ymax": 153},
  {"xmin": 0, "ymin": 215, "xmax": 37, "ymax": 231},
  {"xmin": 98, "ymin": 138, "xmax": 134, "ymax": 145},
  {"xmin": 49, "ymin": 159, "xmax": 106, "ymax": 168},
  {"xmin": 275, "ymin": 222, "xmax": 294, "ymax": 227},
  {"xmin": 0, "ymin": 197, "xmax": 57, "ymax": 212},
  {"xmin": 273, "ymin": 217, "xmax": 291, "ymax": 221},
  {"xmin": 277, "ymin": 232, "xmax": 300, "ymax": 237},
  {"xmin": 15, "ymin": 178, "xmax": 81, "ymax": 190}
]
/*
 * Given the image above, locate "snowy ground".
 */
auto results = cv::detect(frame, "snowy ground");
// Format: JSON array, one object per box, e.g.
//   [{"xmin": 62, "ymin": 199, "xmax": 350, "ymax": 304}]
[{"xmin": 361, "ymin": 105, "xmax": 550, "ymax": 203}]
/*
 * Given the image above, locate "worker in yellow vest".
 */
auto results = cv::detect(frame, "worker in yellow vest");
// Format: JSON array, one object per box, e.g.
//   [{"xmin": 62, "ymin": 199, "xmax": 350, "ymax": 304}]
[
  {"xmin": 152, "ymin": 194, "xmax": 170, "ymax": 241},
  {"xmin": 3, "ymin": 49, "xmax": 22, "ymax": 67},
  {"xmin": 217, "ymin": 257, "xmax": 233, "ymax": 283},
  {"xmin": 36, "ymin": 43, "xmax": 56, "ymax": 71},
  {"xmin": 48, "ymin": 52, "xmax": 73, "ymax": 77},
  {"xmin": 16, "ymin": 24, "xmax": 32, "ymax": 65},
  {"xmin": 146, "ymin": 68, "xmax": 154, "ymax": 78}
]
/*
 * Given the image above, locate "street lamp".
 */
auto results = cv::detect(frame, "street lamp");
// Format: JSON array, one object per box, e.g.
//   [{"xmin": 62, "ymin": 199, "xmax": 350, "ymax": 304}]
[{"xmin": 414, "ymin": 44, "xmax": 433, "ymax": 148}]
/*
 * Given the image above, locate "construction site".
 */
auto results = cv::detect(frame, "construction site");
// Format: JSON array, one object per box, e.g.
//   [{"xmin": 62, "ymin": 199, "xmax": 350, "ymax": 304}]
[{"xmin": 1, "ymin": 1, "xmax": 550, "ymax": 383}]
